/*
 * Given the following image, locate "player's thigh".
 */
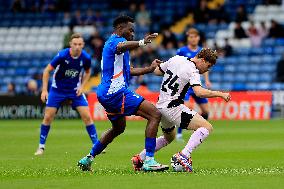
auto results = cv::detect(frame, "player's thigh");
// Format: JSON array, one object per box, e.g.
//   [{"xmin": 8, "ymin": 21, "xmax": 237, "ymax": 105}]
[
  {"xmin": 76, "ymin": 106, "xmax": 93, "ymax": 125},
  {"xmin": 109, "ymin": 116, "xmax": 126, "ymax": 134},
  {"xmin": 163, "ymin": 127, "xmax": 176, "ymax": 143},
  {"xmin": 187, "ymin": 113, "xmax": 213, "ymax": 132},
  {"xmin": 159, "ymin": 111, "xmax": 176, "ymax": 143},
  {"xmin": 198, "ymin": 102, "xmax": 209, "ymax": 114},
  {"xmin": 46, "ymin": 89, "xmax": 66, "ymax": 109},
  {"xmin": 71, "ymin": 93, "xmax": 88, "ymax": 109},
  {"xmin": 135, "ymin": 100, "xmax": 161, "ymax": 121}
]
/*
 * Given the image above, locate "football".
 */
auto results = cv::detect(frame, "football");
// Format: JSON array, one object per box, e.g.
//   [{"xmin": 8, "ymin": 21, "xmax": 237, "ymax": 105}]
[{"xmin": 170, "ymin": 154, "xmax": 186, "ymax": 172}]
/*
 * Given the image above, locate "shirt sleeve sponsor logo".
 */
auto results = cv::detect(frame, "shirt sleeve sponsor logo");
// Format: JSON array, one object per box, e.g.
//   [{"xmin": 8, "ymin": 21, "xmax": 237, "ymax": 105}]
[{"xmin": 65, "ymin": 69, "xmax": 79, "ymax": 78}]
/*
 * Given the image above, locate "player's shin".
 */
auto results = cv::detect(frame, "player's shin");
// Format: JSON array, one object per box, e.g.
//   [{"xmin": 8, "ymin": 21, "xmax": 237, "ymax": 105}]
[
  {"xmin": 90, "ymin": 140, "xmax": 105, "ymax": 157},
  {"xmin": 145, "ymin": 137, "xmax": 156, "ymax": 159},
  {"xmin": 86, "ymin": 124, "xmax": 98, "ymax": 144},
  {"xmin": 181, "ymin": 127, "xmax": 210, "ymax": 157},
  {"xmin": 39, "ymin": 124, "xmax": 50, "ymax": 149},
  {"xmin": 140, "ymin": 136, "xmax": 169, "ymax": 161}
]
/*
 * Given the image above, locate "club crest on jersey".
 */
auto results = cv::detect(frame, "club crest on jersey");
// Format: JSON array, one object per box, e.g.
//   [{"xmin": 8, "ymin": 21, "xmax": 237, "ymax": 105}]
[
  {"xmin": 65, "ymin": 60, "xmax": 69, "ymax": 64},
  {"xmin": 65, "ymin": 69, "xmax": 79, "ymax": 78},
  {"xmin": 80, "ymin": 60, "xmax": 83, "ymax": 66}
]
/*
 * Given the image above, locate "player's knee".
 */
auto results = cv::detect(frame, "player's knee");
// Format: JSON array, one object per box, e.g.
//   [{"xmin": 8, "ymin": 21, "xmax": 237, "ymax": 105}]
[
  {"xmin": 113, "ymin": 126, "xmax": 125, "ymax": 135},
  {"xmin": 201, "ymin": 112, "xmax": 209, "ymax": 120},
  {"xmin": 204, "ymin": 122, "xmax": 213, "ymax": 133},
  {"xmin": 82, "ymin": 115, "xmax": 92, "ymax": 125},
  {"xmin": 43, "ymin": 114, "xmax": 54, "ymax": 124},
  {"xmin": 150, "ymin": 109, "xmax": 161, "ymax": 122}
]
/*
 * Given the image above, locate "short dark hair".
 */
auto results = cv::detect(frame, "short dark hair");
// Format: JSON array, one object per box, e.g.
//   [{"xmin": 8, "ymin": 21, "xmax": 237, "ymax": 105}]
[
  {"xmin": 113, "ymin": 15, "xmax": 134, "ymax": 28},
  {"xmin": 70, "ymin": 33, "xmax": 83, "ymax": 41},
  {"xmin": 197, "ymin": 48, "xmax": 218, "ymax": 65}
]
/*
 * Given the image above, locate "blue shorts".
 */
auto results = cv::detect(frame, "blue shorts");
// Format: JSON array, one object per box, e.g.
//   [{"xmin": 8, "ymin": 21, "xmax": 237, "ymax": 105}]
[
  {"xmin": 97, "ymin": 88, "xmax": 144, "ymax": 121},
  {"xmin": 46, "ymin": 88, "xmax": 88, "ymax": 109},
  {"xmin": 184, "ymin": 87, "xmax": 208, "ymax": 104}
]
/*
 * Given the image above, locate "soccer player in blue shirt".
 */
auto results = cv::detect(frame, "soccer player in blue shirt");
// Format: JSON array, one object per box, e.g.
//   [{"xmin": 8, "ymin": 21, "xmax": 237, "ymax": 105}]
[
  {"xmin": 78, "ymin": 15, "xmax": 168, "ymax": 172},
  {"xmin": 34, "ymin": 33, "xmax": 98, "ymax": 155},
  {"xmin": 175, "ymin": 28, "xmax": 212, "ymax": 141}
]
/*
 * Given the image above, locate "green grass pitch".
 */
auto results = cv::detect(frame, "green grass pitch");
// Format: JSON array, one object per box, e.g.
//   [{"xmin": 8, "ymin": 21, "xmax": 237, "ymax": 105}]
[{"xmin": 0, "ymin": 119, "xmax": 284, "ymax": 189}]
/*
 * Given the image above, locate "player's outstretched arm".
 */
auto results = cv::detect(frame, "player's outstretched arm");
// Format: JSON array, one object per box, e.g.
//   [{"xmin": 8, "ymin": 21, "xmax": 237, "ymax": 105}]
[
  {"xmin": 41, "ymin": 64, "xmax": 53, "ymax": 103},
  {"xmin": 130, "ymin": 59, "xmax": 162, "ymax": 76},
  {"xmin": 192, "ymin": 85, "xmax": 231, "ymax": 102},
  {"xmin": 116, "ymin": 33, "xmax": 158, "ymax": 54}
]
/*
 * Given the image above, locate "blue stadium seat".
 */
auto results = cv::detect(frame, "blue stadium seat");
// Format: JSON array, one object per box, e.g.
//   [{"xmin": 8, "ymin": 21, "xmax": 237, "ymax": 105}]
[
  {"xmin": 250, "ymin": 56, "xmax": 261, "ymax": 64},
  {"xmin": 271, "ymin": 83, "xmax": 283, "ymax": 90},
  {"xmin": 211, "ymin": 82, "xmax": 221, "ymax": 90},
  {"xmin": 148, "ymin": 83, "xmax": 160, "ymax": 92},
  {"xmin": 235, "ymin": 73, "xmax": 247, "ymax": 82},
  {"xmin": 211, "ymin": 65, "xmax": 224, "ymax": 72},
  {"xmin": 236, "ymin": 64, "xmax": 248, "ymax": 72},
  {"xmin": 221, "ymin": 82, "xmax": 233, "ymax": 91},
  {"xmin": 247, "ymin": 73, "xmax": 260, "ymax": 82},
  {"xmin": 224, "ymin": 65, "xmax": 236, "ymax": 72},
  {"xmin": 233, "ymin": 83, "xmax": 246, "ymax": 91},
  {"xmin": 246, "ymin": 82, "xmax": 257, "ymax": 90},
  {"xmin": 226, "ymin": 57, "xmax": 238, "ymax": 64},
  {"xmin": 248, "ymin": 65, "xmax": 261, "ymax": 72},
  {"xmin": 238, "ymin": 56, "xmax": 250, "ymax": 64},
  {"xmin": 259, "ymin": 73, "xmax": 273, "ymax": 82},
  {"xmin": 223, "ymin": 73, "xmax": 234, "ymax": 82},
  {"xmin": 256, "ymin": 82, "xmax": 271, "ymax": 90},
  {"xmin": 210, "ymin": 73, "xmax": 222, "ymax": 82}
]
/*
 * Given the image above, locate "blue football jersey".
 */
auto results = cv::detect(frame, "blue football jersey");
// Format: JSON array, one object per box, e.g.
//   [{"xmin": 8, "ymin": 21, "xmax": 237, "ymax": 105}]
[
  {"xmin": 97, "ymin": 34, "xmax": 131, "ymax": 96},
  {"xmin": 176, "ymin": 46, "xmax": 202, "ymax": 58},
  {"xmin": 50, "ymin": 48, "xmax": 91, "ymax": 92}
]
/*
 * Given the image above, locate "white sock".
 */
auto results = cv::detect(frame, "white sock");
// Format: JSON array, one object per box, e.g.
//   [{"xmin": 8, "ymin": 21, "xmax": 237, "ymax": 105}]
[
  {"xmin": 181, "ymin": 127, "xmax": 210, "ymax": 157},
  {"xmin": 139, "ymin": 136, "xmax": 169, "ymax": 161},
  {"xmin": 39, "ymin": 144, "xmax": 45, "ymax": 149}
]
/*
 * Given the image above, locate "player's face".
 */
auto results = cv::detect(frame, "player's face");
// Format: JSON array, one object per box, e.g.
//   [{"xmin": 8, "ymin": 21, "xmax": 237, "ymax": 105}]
[
  {"xmin": 187, "ymin": 34, "xmax": 200, "ymax": 47},
  {"xmin": 198, "ymin": 59, "xmax": 212, "ymax": 74},
  {"xmin": 70, "ymin": 37, "xmax": 84, "ymax": 56},
  {"xmin": 122, "ymin": 22, "xmax": 135, "ymax": 41}
]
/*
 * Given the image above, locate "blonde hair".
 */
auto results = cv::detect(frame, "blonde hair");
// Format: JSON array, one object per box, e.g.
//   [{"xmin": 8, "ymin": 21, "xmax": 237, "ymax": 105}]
[
  {"xmin": 197, "ymin": 48, "xmax": 218, "ymax": 65},
  {"xmin": 70, "ymin": 33, "xmax": 83, "ymax": 41},
  {"xmin": 187, "ymin": 28, "xmax": 199, "ymax": 36}
]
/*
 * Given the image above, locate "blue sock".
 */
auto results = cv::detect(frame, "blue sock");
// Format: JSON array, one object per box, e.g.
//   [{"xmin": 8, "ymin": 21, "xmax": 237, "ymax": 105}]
[
  {"xmin": 177, "ymin": 127, "xmax": 183, "ymax": 134},
  {"xmin": 86, "ymin": 124, "xmax": 98, "ymax": 144},
  {"xmin": 39, "ymin": 124, "xmax": 50, "ymax": 147},
  {"xmin": 90, "ymin": 140, "xmax": 105, "ymax": 157},
  {"xmin": 145, "ymin": 137, "xmax": 156, "ymax": 157}
]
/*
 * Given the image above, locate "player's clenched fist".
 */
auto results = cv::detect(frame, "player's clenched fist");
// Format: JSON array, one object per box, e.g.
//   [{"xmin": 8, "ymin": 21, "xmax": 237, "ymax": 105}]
[
  {"xmin": 150, "ymin": 59, "xmax": 163, "ymax": 72},
  {"xmin": 221, "ymin": 92, "xmax": 231, "ymax": 102}
]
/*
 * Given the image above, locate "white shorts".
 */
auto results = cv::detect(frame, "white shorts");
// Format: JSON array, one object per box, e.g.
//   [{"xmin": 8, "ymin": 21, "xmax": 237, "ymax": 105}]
[{"xmin": 158, "ymin": 104, "xmax": 197, "ymax": 133}]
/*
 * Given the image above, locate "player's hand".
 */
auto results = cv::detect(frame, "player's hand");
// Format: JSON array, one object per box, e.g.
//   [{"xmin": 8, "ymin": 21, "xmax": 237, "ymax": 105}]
[
  {"xmin": 41, "ymin": 90, "xmax": 48, "ymax": 103},
  {"xmin": 221, "ymin": 92, "xmax": 231, "ymax": 102},
  {"xmin": 144, "ymin": 33, "xmax": 158, "ymax": 44},
  {"xmin": 150, "ymin": 59, "xmax": 163, "ymax": 72},
  {"xmin": 76, "ymin": 87, "xmax": 83, "ymax": 96},
  {"xmin": 205, "ymin": 80, "xmax": 212, "ymax": 89}
]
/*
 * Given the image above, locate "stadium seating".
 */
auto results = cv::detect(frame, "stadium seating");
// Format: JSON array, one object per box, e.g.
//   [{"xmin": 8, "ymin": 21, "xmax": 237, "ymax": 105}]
[{"xmin": 1, "ymin": 0, "xmax": 284, "ymax": 93}]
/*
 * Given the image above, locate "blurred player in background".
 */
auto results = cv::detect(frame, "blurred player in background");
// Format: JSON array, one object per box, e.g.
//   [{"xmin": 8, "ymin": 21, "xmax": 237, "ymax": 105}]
[
  {"xmin": 175, "ymin": 28, "xmax": 212, "ymax": 141},
  {"xmin": 78, "ymin": 15, "xmax": 168, "ymax": 172},
  {"xmin": 132, "ymin": 48, "xmax": 231, "ymax": 172},
  {"xmin": 34, "ymin": 33, "xmax": 98, "ymax": 155}
]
